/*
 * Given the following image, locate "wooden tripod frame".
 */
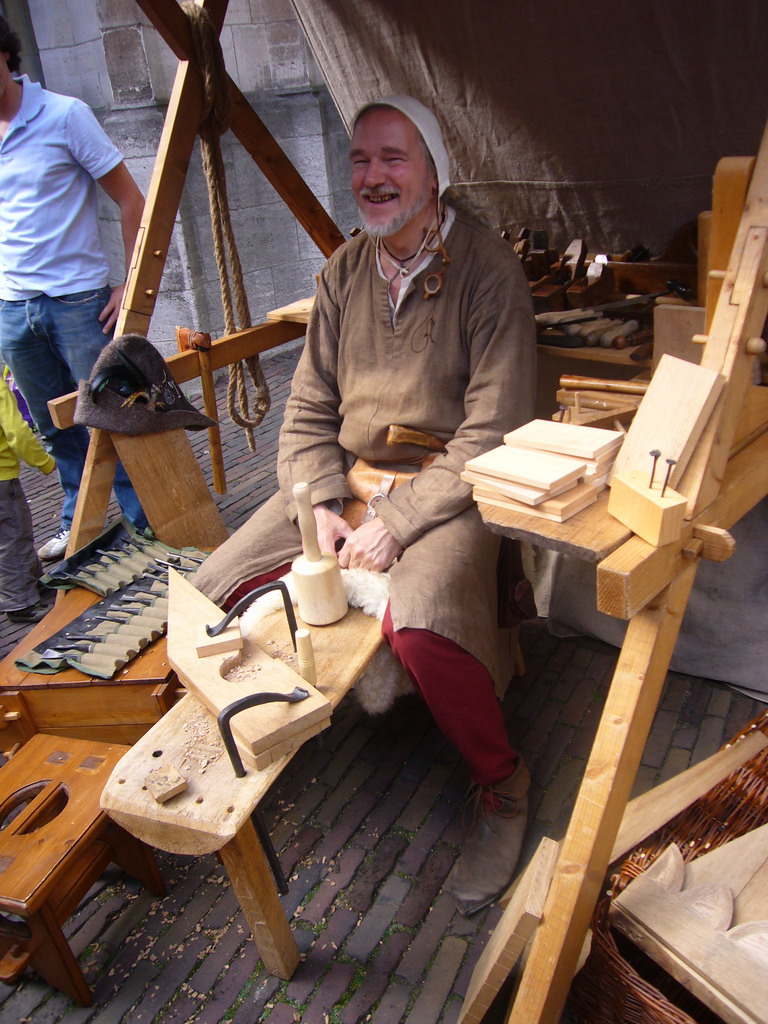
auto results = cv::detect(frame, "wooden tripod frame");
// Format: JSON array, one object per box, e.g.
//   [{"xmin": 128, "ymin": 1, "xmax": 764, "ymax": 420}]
[{"xmin": 49, "ymin": 0, "xmax": 344, "ymax": 554}]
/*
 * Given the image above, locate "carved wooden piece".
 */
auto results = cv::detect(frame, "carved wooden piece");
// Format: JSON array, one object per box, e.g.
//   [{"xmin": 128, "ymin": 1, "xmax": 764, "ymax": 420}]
[
  {"xmin": 611, "ymin": 829, "xmax": 768, "ymax": 1024},
  {"xmin": 167, "ymin": 570, "xmax": 331, "ymax": 764}
]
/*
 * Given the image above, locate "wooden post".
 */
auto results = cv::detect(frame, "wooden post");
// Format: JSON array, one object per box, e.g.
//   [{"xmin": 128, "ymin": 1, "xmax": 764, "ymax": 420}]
[
  {"xmin": 507, "ymin": 563, "xmax": 698, "ymax": 1024},
  {"xmin": 217, "ymin": 818, "xmax": 301, "ymax": 979}
]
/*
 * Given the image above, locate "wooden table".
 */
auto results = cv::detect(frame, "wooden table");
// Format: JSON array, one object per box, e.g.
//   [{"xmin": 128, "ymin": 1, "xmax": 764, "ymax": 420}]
[{"xmin": 100, "ymin": 600, "xmax": 382, "ymax": 978}]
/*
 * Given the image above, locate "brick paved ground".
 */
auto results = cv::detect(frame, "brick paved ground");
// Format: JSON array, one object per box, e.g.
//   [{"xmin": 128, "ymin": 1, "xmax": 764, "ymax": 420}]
[{"xmin": 0, "ymin": 340, "xmax": 763, "ymax": 1023}]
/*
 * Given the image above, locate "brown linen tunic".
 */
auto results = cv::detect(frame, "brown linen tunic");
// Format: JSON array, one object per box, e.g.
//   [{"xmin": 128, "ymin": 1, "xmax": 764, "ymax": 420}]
[{"xmin": 194, "ymin": 211, "xmax": 536, "ymax": 683}]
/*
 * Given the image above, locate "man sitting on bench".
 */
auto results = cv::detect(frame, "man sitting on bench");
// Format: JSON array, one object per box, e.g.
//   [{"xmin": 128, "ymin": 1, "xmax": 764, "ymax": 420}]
[{"xmin": 194, "ymin": 95, "xmax": 537, "ymax": 915}]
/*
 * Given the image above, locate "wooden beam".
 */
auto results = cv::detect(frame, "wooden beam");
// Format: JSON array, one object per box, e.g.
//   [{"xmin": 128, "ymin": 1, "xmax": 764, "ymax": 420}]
[
  {"xmin": 611, "ymin": 727, "xmax": 768, "ymax": 864},
  {"xmin": 64, "ymin": 429, "xmax": 120, "ymax": 558},
  {"xmin": 507, "ymin": 563, "xmax": 698, "ymax": 1024},
  {"xmin": 136, "ymin": 0, "xmax": 345, "ymax": 258},
  {"xmin": 117, "ymin": 58, "xmax": 203, "ymax": 333},
  {"xmin": 706, "ymin": 157, "xmax": 755, "ymax": 331},
  {"xmin": 680, "ymin": 119, "xmax": 768, "ymax": 515}
]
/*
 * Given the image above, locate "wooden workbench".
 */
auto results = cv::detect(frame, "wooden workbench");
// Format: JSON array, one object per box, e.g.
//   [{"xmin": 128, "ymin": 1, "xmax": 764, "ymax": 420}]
[{"xmin": 100, "ymin": 600, "xmax": 382, "ymax": 978}]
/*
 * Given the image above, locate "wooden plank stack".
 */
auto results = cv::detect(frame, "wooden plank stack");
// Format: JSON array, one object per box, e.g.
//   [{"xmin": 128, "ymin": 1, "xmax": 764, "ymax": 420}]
[{"xmin": 463, "ymin": 419, "xmax": 624, "ymax": 523}]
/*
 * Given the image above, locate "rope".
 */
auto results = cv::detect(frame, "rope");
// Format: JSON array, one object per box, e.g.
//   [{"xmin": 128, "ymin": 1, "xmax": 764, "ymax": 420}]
[{"xmin": 183, "ymin": 2, "xmax": 270, "ymax": 451}]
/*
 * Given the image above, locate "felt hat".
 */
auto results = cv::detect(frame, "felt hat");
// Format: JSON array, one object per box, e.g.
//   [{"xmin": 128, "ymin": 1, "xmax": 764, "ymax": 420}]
[{"xmin": 74, "ymin": 334, "xmax": 215, "ymax": 435}]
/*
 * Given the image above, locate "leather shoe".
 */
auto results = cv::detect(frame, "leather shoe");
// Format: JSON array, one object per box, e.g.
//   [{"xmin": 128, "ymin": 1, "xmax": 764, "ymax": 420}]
[{"xmin": 443, "ymin": 759, "xmax": 530, "ymax": 915}]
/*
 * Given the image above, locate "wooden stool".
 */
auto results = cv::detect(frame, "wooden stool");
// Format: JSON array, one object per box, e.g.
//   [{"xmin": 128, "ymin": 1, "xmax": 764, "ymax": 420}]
[{"xmin": 0, "ymin": 733, "xmax": 165, "ymax": 1005}]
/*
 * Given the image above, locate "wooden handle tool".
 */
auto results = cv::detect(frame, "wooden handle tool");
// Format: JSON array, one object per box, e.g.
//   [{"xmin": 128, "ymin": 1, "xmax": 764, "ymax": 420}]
[
  {"xmin": 296, "ymin": 628, "xmax": 317, "ymax": 686},
  {"xmin": 291, "ymin": 482, "xmax": 348, "ymax": 625}
]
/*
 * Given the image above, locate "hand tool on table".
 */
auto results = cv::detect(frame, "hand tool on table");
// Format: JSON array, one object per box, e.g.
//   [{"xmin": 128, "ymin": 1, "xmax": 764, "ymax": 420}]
[
  {"xmin": 78, "ymin": 619, "xmax": 155, "ymax": 644},
  {"xmin": 118, "ymin": 594, "xmax": 169, "ymax": 613},
  {"xmin": 99, "ymin": 605, "xmax": 167, "ymax": 627},
  {"xmin": 153, "ymin": 559, "xmax": 196, "ymax": 573},
  {"xmin": 114, "ymin": 607, "xmax": 169, "ymax": 631},
  {"xmin": 93, "ymin": 559, "xmax": 142, "ymax": 586},
  {"xmin": 386, "ymin": 423, "xmax": 446, "ymax": 452},
  {"xmin": 108, "ymin": 605, "xmax": 168, "ymax": 627},
  {"xmin": 90, "ymin": 614, "xmax": 164, "ymax": 640},
  {"xmin": 291, "ymin": 482, "xmax": 348, "ymax": 626},
  {"xmin": 40, "ymin": 637, "xmax": 143, "ymax": 660},
  {"xmin": 68, "ymin": 568, "xmax": 124, "ymax": 596},
  {"xmin": 71, "ymin": 652, "xmax": 132, "ymax": 676},
  {"xmin": 96, "ymin": 548, "xmax": 155, "ymax": 575},
  {"xmin": 599, "ymin": 318, "xmax": 640, "ymax": 347}
]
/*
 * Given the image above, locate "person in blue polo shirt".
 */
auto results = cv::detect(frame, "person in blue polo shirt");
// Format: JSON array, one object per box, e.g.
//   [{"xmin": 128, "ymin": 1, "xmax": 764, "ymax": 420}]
[{"xmin": 0, "ymin": 16, "xmax": 147, "ymax": 561}]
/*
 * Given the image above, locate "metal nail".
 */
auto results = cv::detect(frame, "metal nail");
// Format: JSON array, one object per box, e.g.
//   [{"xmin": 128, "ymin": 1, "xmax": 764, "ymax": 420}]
[
  {"xmin": 649, "ymin": 449, "xmax": 661, "ymax": 488},
  {"xmin": 660, "ymin": 458, "xmax": 677, "ymax": 497}
]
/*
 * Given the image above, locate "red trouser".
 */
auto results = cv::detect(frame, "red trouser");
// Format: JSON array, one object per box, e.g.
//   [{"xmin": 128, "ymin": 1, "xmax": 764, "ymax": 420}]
[
  {"xmin": 225, "ymin": 569, "xmax": 518, "ymax": 787},
  {"xmin": 381, "ymin": 606, "xmax": 518, "ymax": 786}
]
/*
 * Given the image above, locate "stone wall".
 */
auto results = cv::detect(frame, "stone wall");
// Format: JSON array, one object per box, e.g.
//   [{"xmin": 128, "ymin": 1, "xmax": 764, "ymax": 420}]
[{"xmin": 24, "ymin": 0, "xmax": 357, "ymax": 354}]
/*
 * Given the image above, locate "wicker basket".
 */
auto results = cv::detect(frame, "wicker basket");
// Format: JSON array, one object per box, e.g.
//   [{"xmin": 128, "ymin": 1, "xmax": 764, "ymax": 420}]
[{"xmin": 571, "ymin": 708, "xmax": 768, "ymax": 1024}]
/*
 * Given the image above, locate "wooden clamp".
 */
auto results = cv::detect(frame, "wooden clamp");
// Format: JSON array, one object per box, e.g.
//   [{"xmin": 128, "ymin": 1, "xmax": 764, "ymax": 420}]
[{"xmin": 176, "ymin": 326, "xmax": 226, "ymax": 494}]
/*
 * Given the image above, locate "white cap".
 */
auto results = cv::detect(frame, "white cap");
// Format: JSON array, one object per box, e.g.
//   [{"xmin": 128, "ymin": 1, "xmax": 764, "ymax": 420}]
[{"xmin": 353, "ymin": 95, "xmax": 451, "ymax": 197}]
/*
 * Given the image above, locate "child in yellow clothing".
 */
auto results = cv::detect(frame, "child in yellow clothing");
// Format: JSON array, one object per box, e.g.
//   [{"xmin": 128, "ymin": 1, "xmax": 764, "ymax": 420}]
[{"xmin": 0, "ymin": 374, "xmax": 56, "ymax": 622}]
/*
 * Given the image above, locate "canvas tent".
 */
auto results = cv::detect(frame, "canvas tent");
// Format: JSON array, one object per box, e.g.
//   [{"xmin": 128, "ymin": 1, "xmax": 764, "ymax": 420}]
[{"xmin": 293, "ymin": 0, "xmax": 768, "ymax": 254}]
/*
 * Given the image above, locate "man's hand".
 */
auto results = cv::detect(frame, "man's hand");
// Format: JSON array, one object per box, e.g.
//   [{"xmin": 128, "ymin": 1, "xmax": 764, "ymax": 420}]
[
  {"xmin": 338, "ymin": 517, "xmax": 403, "ymax": 572},
  {"xmin": 98, "ymin": 284, "xmax": 124, "ymax": 335},
  {"xmin": 313, "ymin": 503, "xmax": 353, "ymax": 555}
]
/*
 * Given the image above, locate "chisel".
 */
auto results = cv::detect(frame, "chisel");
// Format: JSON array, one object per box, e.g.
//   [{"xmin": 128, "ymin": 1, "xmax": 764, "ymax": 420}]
[
  {"xmin": 41, "ymin": 637, "xmax": 142, "ymax": 659},
  {"xmin": 90, "ymin": 615, "xmax": 163, "ymax": 640}
]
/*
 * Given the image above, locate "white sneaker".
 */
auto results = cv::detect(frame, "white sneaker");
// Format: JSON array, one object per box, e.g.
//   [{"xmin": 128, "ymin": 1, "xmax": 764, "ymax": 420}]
[{"xmin": 37, "ymin": 527, "xmax": 71, "ymax": 562}]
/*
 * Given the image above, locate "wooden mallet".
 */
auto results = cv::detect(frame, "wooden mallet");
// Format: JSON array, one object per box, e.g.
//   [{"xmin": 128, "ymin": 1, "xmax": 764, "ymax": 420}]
[{"xmin": 291, "ymin": 482, "xmax": 348, "ymax": 625}]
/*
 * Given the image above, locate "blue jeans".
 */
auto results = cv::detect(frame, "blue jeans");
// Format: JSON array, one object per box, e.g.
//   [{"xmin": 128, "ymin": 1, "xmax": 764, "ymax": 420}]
[{"xmin": 0, "ymin": 288, "xmax": 147, "ymax": 530}]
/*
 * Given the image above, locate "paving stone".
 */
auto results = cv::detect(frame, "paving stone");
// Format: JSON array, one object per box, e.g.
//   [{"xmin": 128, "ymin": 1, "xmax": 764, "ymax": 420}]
[
  {"xmin": 642, "ymin": 709, "xmax": 680, "ymax": 768},
  {"xmin": 344, "ymin": 875, "xmax": 411, "ymax": 962},
  {"xmin": 658, "ymin": 745, "xmax": 692, "ymax": 785},
  {"xmin": 347, "ymin": 834, "xmax": 410, "ymax": 912},
  {"xmin": 691, "ymin": 714, "xmax": 727, "ymax": 763},
  {"xmin": 397, "ymin": 797, "xmax": 462, "ymax": 876},
  {"xmin": 397, "ymin": 762, "xmax": 455, "ymax": 831},
  {"xmin": 339, "ymin": 969, "xmax": 391, "ymax": 1024},
  {"xmin": 369, "ymin": 927, "xmax": 413, "ymax": 976},
  {"xmin": 314, "ymin": 760, "xmax": 377, "ymax": 826},
  {"xmin": 228, "ymin": 975, "xmax": 283, "ymax": 1024},
  {"xmin": 311, "ymin": 789, "xmax": 380, "ymax": 861},
  {"xmin": 369, "ymin": 980, "xmax": 413, "ymax": 1023},
  {"xmin": 396, "ymin": 842, "xmax": 456, "ymax": 928},
  {"xmin": 706, "ymin": 683, "xmax": 733, "ymax": 718},
  {"xmin": 302, "ymin": 960, "xmax": 357, "ymax": 1019},
  {"xmin": 356, "ymin": 782, "xmax": 418, "ymax": 851},
  {"xmin": 280, "ymin": 824, "xmax": 324, "ymax": 876},
  {"xmin": 535, "ymin": 757, "xmax": 584, "ymax": 824},
  {"xmin": 261, "ymin": 1004, "xmax": 302, "ymax": 1024},
  {"xmin": 397, "ymin": 892, "xmax": 457, "ymax": 984},
  {"xmin": 403, "ymin": 935, "xmax": 467, "ymax": 1024},
  {"xmin": 300, "ymin": 845, "xmax": 367, "ymax": 924}
]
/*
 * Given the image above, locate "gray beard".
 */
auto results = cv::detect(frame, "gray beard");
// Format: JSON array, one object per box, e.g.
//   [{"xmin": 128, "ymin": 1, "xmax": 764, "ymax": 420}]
[{"xmin": 359, "ymin": 188, "xmax": 434, "ymax": 239}]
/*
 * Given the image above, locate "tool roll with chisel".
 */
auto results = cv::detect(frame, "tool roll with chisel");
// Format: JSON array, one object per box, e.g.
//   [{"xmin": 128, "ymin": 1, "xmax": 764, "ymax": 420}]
[{"xmin": 17, "ymin": 519, "xmax": 210, "ymax": 678}]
